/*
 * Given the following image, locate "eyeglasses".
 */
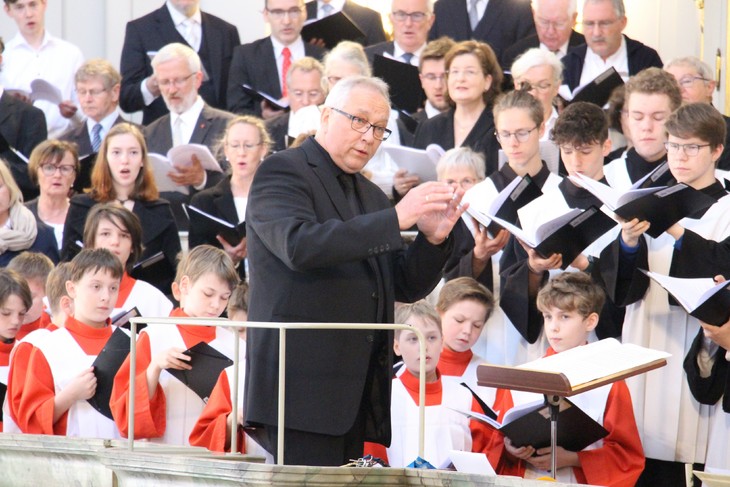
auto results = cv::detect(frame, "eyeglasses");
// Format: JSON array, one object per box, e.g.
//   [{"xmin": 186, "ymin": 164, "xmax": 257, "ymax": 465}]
[
  {"xmin": 665, "ymin": 141, "xmax": 711, "ymax": 157},
  {"xmin": 420, "ymin": 73, "xmax": 446, "ymax": 82},
  {"xmin": 266, "ymin": 7, "xmax": 304, "ymax": 20},
  {"xmin": 227, "ymin": 142, "xmax": 264, "ymax": 153},
  {"xmin": 677, "ymin": 76, "xmax": 709, "ymax": 88},
  {"xmin": 76, "ymin": 88, "xmax": 108, "ymax": 98},
  {"xmin": 581, "ymin": 18, "xmax": 620, "ymax": 30},
  {"xmin": 40, "ymin": 164, "xmax": 75, "ymax": 176},
  {"xmin": 535, "ymin": 17, "xmax": 570, "ymax": 30},
  {"xmin": 290, "ymin": 89, "xmax": 323, "ymax": 100},
  {"xmin": 330, "ymin": 107, "xmax": 392, "ymax": 141},
  {"xmin": 446, "ymin": 69, "xmax": 483, "ymax": 78},
  {"xmin": 496, "ymin": 126, "xmax": 538, "ymax": 143},
  {"xmin": 518, "ymin": 81, "xmax": 553, "ymax": 92},
  {"xmin": 391, "ymin": 10, "xmax": 429, "ymax": 23},
  {"xmin": 443, "ymin": 177, "xmax": 477, "ymax": 189},
  {"xmin": 157, "ymin": 72, "xmax": 196, "ymax": 89}
]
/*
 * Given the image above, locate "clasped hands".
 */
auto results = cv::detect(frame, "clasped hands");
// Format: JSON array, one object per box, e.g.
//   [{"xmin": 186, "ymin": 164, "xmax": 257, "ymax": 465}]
[{"xmin": 394, "ymin": 181, "xmax": 467, "ymax": 245}]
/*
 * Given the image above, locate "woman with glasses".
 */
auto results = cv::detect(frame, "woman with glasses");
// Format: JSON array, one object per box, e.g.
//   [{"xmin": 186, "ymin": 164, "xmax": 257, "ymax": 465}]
[
  {"xmin": 61, "ymin": 123, "xmax": 181, "ymax": 295},
  {"xmin": 188, "ymin": 116, "xmax": 271, "ymax": 280},
  {"xmin": 412, "ymin": 41, "xmax": 502, "ymax": 178},
  {"xmin": 0, "ymin": 160, "xmax": 58, "ymax": 266},
  {"xmin": 25, "ymin": 140, "xmax": 79, "ymax": 250}
]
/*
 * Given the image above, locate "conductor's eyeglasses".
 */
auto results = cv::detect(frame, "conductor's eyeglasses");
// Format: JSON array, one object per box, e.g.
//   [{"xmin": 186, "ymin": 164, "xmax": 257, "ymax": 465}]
[{"xmin": 330, "ymin": 107, "xmax": 392, "ymax": 141}]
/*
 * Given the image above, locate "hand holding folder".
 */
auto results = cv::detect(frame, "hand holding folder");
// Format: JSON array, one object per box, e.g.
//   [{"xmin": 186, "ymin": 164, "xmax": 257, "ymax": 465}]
[
  {"xmin": 166, "ymin": 341, "xmax": 233, "ymax": 401},
  {"xmin": 88, "ymin": 328, "xmax": 131, "ymax": 419}
]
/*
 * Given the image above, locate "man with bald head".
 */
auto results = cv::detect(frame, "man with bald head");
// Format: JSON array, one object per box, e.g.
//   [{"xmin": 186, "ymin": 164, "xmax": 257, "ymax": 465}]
[
  {"xmin": 245, "ymin": 75, "xmax": 467, "ymax": 466},
  {"xmin": 501, "ymin": 0, "xmax": 585, "ymax": 69},
  {"xmin": 561, "ymin": 0, "xmax": 662, "ymax": 91}
]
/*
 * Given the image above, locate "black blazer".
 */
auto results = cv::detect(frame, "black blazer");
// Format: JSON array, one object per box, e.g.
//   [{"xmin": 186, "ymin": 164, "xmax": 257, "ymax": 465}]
[
  {"xmin": 0, "ymin": 92, "xmax": 47, "ymax": 201},
  {"xmin": 561, "ymin": 35, "xmax": 663, "ymax": 91},
  {"xmin": 412, "ymin": 106, "xmax": 500, "ymax": 176},
  {"xmin": 305, "ymin": 0, "xmax": 386, "ymax": 47},
  {"xmin": 188, "ymin": 176, "xmax": 246, "ymax": 280},
  {"xmin": 226, "ymin": 37, "xmax": 326, "ymax": 117},
  {"xmin": 429, "ymin": 0, "xmax": 536, "ymax": 60},
  {"xmin": 119, "ymin": 4, "xmax": 240, "ymax": 125},
  {"xmin": 143, "ymin": 104, "xmax": 234, "ymax": 229},
  {"xmin": 61, "ymin": 194, "xmax": 181, "ymax": 294},
  {"xmin": 501, "ymin": 30, "xmax": 586, "ymax": 70},
  {"xmin": 364, "ymin": 41, "xmax": 395, "ymax": 66},
  {"xmin": 244, "ymin": 137, "xmax": 453, "ymax": 443}
]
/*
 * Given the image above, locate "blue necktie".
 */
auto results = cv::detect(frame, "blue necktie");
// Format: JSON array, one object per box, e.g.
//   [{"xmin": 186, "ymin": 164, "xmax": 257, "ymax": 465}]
[{"xmin": 91, "ymin": 123, "xmax": 103, "ymax": 153}]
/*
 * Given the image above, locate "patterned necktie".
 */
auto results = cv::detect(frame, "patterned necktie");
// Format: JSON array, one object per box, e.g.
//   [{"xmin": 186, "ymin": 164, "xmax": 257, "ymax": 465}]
[
  {"xmin": 172, "ymin": 117, "xmax": 184, "ymax": 147},
  {"xmin": 402, "ymin": 52, "xmax": 414, "ymax": 65},
  {"xmin": 468, "ymin": 0, "xmax": 480, "ymax": 30},
  {"xmin": 91, "ymin": 123, "xmax": 102, "ymax": 153},
  {"xmin": 281, "ymin": 47, "xmax": 292, "ymax": 97}
]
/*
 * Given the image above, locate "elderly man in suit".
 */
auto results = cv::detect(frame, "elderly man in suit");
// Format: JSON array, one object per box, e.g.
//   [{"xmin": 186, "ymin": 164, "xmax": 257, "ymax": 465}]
[
  {"xmin": 561, "ymin": 0, "xmax": 662, "ymax": 91},
  {"xmin": 305, "ymin": 0, "xmax": 386, "ymax": 47},
  {"xmin": 60, "ymin": 59, "xmax": 127, "ymax": 193},
  {"xmin": 428, "ymin": 0, "xmax": 535, "ymax": 61},
  {"xmin": 227, "ymin": 0, "xmax": 326, "ymax": 119},
  {"xmin": 365, "ymin": 0, "xmax": 434, "ymax": 67},
  {"xmin": 143, "ymin": 43, "xmax": 233, "ymax": 230},
  {"xmin": 501, "ymin": 0, "xmax": 585, "ymax": 69},
  {"xmin": 245, "ymin": 75, "xmax": 467, "ymax": 466},
  {"xmin": 119, "ymin": 0, "xmax": 240, "ymax": 125}
]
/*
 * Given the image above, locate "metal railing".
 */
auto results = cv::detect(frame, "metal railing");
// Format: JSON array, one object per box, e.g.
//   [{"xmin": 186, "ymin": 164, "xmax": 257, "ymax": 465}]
[{"xmin": 126, "ymin": 317, "xmax": 428, "ymax": 465}]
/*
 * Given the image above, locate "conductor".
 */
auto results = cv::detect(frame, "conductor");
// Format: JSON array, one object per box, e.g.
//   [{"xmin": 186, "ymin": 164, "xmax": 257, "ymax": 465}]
[{"xmin": 244, "ymin": 75, "xmax": 467, "ymax": 466}]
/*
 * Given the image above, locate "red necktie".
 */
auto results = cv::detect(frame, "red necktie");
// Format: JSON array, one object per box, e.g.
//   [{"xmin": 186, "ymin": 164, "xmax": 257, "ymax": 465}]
[{"xmin": 281, "ymin": 47, "xmax": 292, "ymax": 97}]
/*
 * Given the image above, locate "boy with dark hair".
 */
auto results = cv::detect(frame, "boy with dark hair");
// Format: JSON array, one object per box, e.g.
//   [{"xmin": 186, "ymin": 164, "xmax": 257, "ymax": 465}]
[
  {"xmin": 16, "ymin": 248, "xmax": 124, "ymax": 437},
  {"xmin": 498, "ymin": 272, "xmax": 644, "ymax": 486}
]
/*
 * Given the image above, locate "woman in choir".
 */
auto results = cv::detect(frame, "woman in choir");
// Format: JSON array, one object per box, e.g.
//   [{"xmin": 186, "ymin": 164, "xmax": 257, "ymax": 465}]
[
  {"xmin": 413, "ymin": 40, "xmax": 502, "ymax": 177},
  {"xmin": 61, "ymin": 123, "xmax": 181, "ymax": 295},
  {"xmin": 0, "ymin": 162, "xmax": 59, "ymax": 266},
  {"xmin": 82, "ymin": 203, "xmax": 172, "ymax": 318},
  {"xmin": 188, "ymin": 116, "xmax": 271, "ymax": 280},
  {"xmin": 25, "ymin": 139, "xmax": 79, "ymax": 250}
]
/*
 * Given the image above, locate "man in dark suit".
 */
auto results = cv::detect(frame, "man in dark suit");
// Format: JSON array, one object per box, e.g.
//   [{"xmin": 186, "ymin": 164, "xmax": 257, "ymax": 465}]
[
  {"xmin": 60, "ymin": 59, "xmax": 128, "ymax": 193},
  {"xmin": 227, "ymin": 0, "xmax": 325, "ymax": 118},
  {"xmin": 364, "ymin": 0, "xmax": 434, "ymax": 66},
  {"xmin": 119, "ymin": 0, "xmax": 240, "ymax": 125},
  {"xmin": 501, "ymin": 0, "xmax": 585, "ymax": 69},
  {"xmin": 245, "ymin": 75, "xmax": 467, "ymax": 466},
  {"xmin": 428, "ymin": 0, "xmax": 536, "ymax": 61},
  {"xmin": 266, "ymin": 57, "xmax": 325, "ymax": 152},
  {"xmin": 305, "ymin": 0, "xmax": 387, "ymax": 47},
  {"xmin": 561, "ymin": 0, "xmax": 662, "ymax": 91},
  {"xmin": 143, "ymin": 43, "xmax": 233, "ymax": 230}
]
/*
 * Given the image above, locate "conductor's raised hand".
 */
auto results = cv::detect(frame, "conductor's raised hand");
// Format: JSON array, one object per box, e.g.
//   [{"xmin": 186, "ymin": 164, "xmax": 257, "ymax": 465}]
[
  {"xmin": 398, "ymin": 182, "xmax": 467, "ymax": 245},
  {"xmin": 394, "ymin": 181, "xmax": 456, "ymax": 230},
  {"xmin": 620, "ymin": 217, "xmax": 650, "ymax": 248}
]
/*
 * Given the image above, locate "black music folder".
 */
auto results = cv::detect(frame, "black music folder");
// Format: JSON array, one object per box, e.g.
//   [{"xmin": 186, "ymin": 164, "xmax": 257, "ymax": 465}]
[
  {"xmin": 88, "ymin": 327, "xmax": 130, "ymax": 419},
  {"xmin": 372, "ymin": 54, "xmax": 426, "ymax": 114},
  {"xmin": 301, "ymin": 11, "xmax": 366, "ymax": 49},
  {"xmin": 184, "ymin": 204, "xmax": 246, "ymax": 247},
  {"xmin": 166, "ymin": 341, "xmax": 233, "ymax": 401}
]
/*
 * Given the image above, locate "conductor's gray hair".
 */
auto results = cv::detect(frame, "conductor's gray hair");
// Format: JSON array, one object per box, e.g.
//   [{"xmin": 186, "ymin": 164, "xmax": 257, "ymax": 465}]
[
  {"xmin": 583, "ymin": 0, "xmax": 624, "ymax": 18},
  {"xmin": 151, "ymin": 42, "xmax": 202, "ymax": 74},
  {"xmin": 324, "ymin": 76, "xmax": 390, "ymax": 110},
  {"xmin": 511, "ymin": 48, "xmax": 563, "ymax": 85},
  {"xmin": 436, "ymin": 147, "xmax": 486, "ymax": 181}
]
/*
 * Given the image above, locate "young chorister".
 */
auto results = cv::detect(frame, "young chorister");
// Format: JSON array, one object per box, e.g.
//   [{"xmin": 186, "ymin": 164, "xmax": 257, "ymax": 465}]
[
  {"xmin": 7, "ymin": 252, "xmax": 54, "ymax": 340},
  {"xmin": 595, "ymin": 102, "xmax": 730, "ymax": 485},
  {"xmin": 0, "ymin": 269, "xmax": 32, "ymax": 432},
  {"xmin": 189, "ymin": 282, "xmax": 271, "ymax": 461},
  {"xmin": 16, "ymin": 249, "xmax": 124, "ymax": 437},
  {"xmin": 110, "ymin": 245, "xmax": 241, "ymax": 445},
  {"xmin": 3, "ymin": 262, "xmax": 73, "ymax": 433},
  {"xmin": 497, "ymin": 273, "xmax": 644, "ymax": 486},
  {"xmin": 364, "ymin": 300, "xmax": 497, "ymax": 468},
  {"xmin": 82, "ymin": 203, "xmax": 173, "ymax": 318}
]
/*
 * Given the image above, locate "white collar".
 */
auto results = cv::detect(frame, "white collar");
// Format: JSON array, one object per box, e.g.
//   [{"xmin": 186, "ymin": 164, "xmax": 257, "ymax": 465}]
[
  {"xmin": 7, "ymin": 29, "xmax": 54, "ymax": 51},
  {"xmin": 171, "ymin": 96, "xmax": 205, "ymax": 125},
  {"xmin": 392, "ymin": 41, "xmax": 426, "ymax": 64},
  {"xmin": 166, "ymin": 1, "xmax": 201, "ymax": 26},
  {"xmin": 318, "ymin": 0, "xmax": 345, "ymax": 13},
  {"xmin": 270, "ymin": 35, "xmax": 305, "ymax": 54}
]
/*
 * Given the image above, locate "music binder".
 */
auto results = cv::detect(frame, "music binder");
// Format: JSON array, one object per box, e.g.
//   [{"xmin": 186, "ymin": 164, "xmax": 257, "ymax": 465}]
[
  {"xmin": 477, "ymin": 338, "xmax": 670, "ymax": 397},
  {"xmin": 489, "ymin": 206, "xmax": 617, "ymax": 269},
  {"xmin": 241, "ymin": 84, "xmax": 289, "ymax": 112},
  {"xmin": 88, "ymin": 327, "xmax": 130, "ymax": 419},
  {"xmin": 148, "ymin": 144, "xmax": 224, "ymax": 195},
  {"xmin": 166, "ymin": 341, "xmax": 234, "ymax": 401},
  {"xmin": 301, "ymin": 11, "xmax": 366, "ymax": 49},
  {"xmin": 0, "ymin": 383, "xmax": 6, "ymax": 422},
  {"xmin": 130, "ymin": 251, "xmax": 174, "ymax": 285},
  {"xmin": 569, "ymin": 173, "xmax": 716, "ymax": 238},
  {"xmin": 640, "ymin": 270, "xmax": 730, "ymax": 326},
  {"xmin": 382, "ymin": 143, "xmax": 444, "ymax": 182},
  {"xmin": 372, "ymin": 54, "xmax": 426, "ymax": 114},
  {"xmin": 559, "ymin": 67, "xmax": 624, "ymax": 107},
  {"xmin": 74, "ymin": 152, "xmax": 98, "ymax": 194},
  {"xmin": 111, "ymin": 307, "xmax": 143, "ymax": 331},
  {"xmin": 466, "ymin": 175, "xmax": 543, "ymax": 236},
  {"xmin": 184, "ymin": 204, "xmax": 246, "ymax": 247}
]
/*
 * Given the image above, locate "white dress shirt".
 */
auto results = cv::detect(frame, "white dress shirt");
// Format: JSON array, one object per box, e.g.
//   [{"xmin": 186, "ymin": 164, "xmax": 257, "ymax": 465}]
[
  {"xmin": 167, "ymin": 1, "xmax": 203, "ymax": 52},
  {"xmin": 317, "ymin": 0, "xmax": 345, "ymax": 18},
  {"xmin": 0, "ymin": 31, "xmax": 84, "ymax": 138},
  {"xmin": 540, "ymin": 39, "xmax": 570, "ymax": 59},
  {"xmin": 579, "ymin": 35, "xmax": 629, "ymax": 87},
  {"xmin": 466, "ymin": 0, "xmax": 489, "ymax": 24},
  {"xmin": 392, "ymin": 42, "xmax": 426, "ymax": 66}
]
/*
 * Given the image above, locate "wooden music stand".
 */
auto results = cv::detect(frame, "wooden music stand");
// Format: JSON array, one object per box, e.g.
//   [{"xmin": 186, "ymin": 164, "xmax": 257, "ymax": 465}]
[{"xmin": 477, "ymin": 339, "xmax": 668, "ymax": 477}]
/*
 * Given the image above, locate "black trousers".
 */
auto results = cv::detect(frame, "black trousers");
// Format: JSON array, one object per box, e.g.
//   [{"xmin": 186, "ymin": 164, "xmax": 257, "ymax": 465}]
[{"xmin": 636, "ymin": 458, "xmax": 704, "ymax": 487}]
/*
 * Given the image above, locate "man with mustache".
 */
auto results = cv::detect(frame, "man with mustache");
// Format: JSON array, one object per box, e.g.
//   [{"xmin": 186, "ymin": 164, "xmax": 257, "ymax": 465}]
[{"xmin": 561, "ymin": 0, "xmax": 662, "ymax": 92}]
